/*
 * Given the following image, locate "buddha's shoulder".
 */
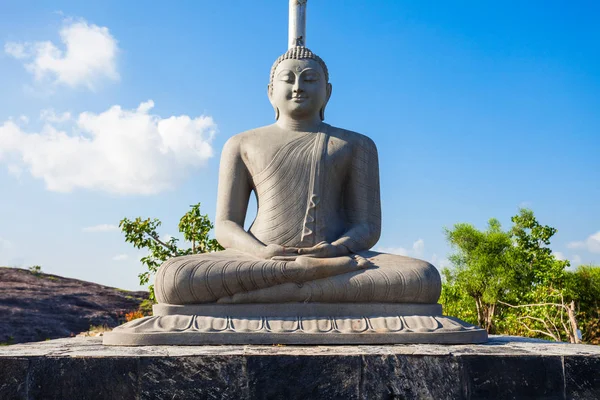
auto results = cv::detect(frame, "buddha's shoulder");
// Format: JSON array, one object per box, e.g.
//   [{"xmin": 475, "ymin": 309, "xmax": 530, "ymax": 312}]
[
  {"xmin": 222, "ymin": 125, "xmax": 277, "ymax": 151},
  {"xmin": 326, "ymin": 124, "xmax": 378, "ymax": 150}
]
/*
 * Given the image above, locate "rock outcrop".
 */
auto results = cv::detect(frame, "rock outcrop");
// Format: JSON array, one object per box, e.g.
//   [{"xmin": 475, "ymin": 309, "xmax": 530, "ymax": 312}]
[{"xmin": 0, "ymin": 267, "xmax": 148, "ymax": 344}]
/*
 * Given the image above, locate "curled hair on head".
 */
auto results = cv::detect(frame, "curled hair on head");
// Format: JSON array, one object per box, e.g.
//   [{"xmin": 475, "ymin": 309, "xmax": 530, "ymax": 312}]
[{"xmin": 269, "ymin": 46, "xmax": 329, "ymax": 94}]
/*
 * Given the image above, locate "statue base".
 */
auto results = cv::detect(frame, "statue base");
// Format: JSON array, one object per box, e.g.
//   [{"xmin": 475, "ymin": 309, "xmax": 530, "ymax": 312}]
[{"xmin": 103, "ymin": 303, "xmax": 487, "ymax": 345}]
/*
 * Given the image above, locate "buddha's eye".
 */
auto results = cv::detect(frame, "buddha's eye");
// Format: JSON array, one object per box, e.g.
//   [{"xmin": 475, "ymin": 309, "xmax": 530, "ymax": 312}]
[
  {"xmin": 278, "ymin": 72, "xmax": 295, "ymax": 83},
  {"xmin": 303, "ymin": 73, "xmax": 319, "ymax": 82}
]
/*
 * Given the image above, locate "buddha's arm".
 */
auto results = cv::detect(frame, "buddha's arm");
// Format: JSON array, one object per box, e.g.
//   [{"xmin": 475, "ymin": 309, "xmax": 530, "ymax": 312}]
[
  {"xmin": 214, "ymin": 136, "xmax": 268, "ymax": 257},
  {"xmin": 331, "ymin": 135, "xmax": 382, "ymax": 253}
]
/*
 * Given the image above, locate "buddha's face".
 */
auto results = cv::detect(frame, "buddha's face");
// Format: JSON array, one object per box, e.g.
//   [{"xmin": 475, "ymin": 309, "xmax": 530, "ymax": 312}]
[{"xmin": 269, "ymin": 58, "xmax": 331, "ymax": 121}]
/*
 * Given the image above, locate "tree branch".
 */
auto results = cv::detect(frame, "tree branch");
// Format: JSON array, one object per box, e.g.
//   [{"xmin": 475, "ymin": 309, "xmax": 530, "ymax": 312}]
[
  {"xmin": 498, "ymin": 300, "xmax": 564, "ymax": 308},
  {"xmin": 146, "ymin": 232, "xmax": 179, "ymax": 256},
  {"xmin": 517, "ymin": 317, "xmax": 560, "ymax": 341}
]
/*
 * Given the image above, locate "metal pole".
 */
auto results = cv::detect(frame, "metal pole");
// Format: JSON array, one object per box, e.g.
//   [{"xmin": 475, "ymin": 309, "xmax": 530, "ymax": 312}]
[{"xmin": 288, "ymin": 0, "xmax": 307, "ymax": 48}]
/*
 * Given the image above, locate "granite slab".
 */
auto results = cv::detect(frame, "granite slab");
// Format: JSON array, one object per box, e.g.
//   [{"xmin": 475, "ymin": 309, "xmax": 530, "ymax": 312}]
[{"xmin": 1, "ymin": 336, "xmax": 599, "ymax": 399}]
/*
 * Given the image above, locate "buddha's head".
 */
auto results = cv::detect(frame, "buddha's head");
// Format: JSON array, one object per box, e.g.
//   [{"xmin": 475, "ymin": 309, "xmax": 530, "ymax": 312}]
[{"xmin": 268, "ymin": 46, "xmax": 332, "ymax": 121}]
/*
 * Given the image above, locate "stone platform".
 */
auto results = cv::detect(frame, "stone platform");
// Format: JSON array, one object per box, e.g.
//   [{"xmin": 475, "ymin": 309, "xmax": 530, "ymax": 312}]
[
  {"xmin": 1, "ymin": 336, "xmax": 599, "ymax": 399},
  {"xmin": 103, "ymin": 303, "xmax": 488, "ymax": 345}
]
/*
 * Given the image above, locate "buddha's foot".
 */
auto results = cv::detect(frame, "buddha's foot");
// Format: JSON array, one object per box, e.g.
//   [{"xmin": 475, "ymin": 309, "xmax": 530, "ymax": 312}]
[{"xmin": 293, "ymin": 254, "xmax": 371, "ymax": 281}]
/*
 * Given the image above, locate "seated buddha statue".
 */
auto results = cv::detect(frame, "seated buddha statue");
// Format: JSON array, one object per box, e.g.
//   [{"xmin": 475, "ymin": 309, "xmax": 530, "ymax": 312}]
[{"xmin": 154, "ymin": 46, "xmax": 441, "ymax": 306}]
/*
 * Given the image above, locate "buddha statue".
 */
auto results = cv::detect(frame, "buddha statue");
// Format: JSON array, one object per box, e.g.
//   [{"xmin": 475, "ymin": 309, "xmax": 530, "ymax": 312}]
[
  {"xmin": 104, "ymin": 2, "xmax": 486, "ymax": 344},
  {"xmin": 152, "ymin": 46, "xmax": 442, "ymax": 306}
]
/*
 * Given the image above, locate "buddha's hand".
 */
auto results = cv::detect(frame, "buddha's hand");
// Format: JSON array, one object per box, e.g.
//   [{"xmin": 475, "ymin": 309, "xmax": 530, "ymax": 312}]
[
  {"xmin": 297, "ymin": 241, "xmax": 350, "ymax": 258},
  {"xmin": 260, "ymin": 244, "xmax": 299, "ymax": 260}
]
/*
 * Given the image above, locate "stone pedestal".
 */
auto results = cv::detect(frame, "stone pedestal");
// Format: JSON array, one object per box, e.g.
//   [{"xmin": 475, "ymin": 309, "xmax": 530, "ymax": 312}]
[
  {"xmin": 103, "ymin": 303, "xmax": 487, "ymax": 345},
  {"xmin": 1, "ymin": 336, "xmax": 599, "ymax": 399}
]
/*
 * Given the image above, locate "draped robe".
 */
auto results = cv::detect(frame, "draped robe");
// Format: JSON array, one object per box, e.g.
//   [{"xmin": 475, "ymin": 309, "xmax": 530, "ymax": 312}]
[{"xmin": 155, "ymin": 124, "xmax": 441, "ymax": 305}]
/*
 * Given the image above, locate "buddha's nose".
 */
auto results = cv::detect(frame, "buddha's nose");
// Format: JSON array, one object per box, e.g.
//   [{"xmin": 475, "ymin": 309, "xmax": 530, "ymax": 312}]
[{"xmin": 293, "ymin": 81, "xmax": 304, "ymax": 93}]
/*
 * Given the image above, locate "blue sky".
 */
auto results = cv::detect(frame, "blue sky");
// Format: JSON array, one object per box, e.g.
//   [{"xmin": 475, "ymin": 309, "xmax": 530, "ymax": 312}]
[{"xmin": 0, "ymin": 1, "xmax": 598, "ymax": 290}]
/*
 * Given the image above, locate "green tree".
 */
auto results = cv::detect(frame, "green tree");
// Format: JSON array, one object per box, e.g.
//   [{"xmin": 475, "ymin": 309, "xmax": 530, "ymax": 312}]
[
  {"xmin": 495, "ymin": 209, "xmax": 575, "ymax": 341},
  {"xmin": 120, "ymin": 203, "xmax": 223, "ymax": 301},
  {"xmin": 442, "ymin": 208, "xmax": 585, "ymax": 342},
  {"xmin": 442, "ymin": 218, "xmax": 513, "ymax": 332},
  {"xmin": 566, "ymin": 265, "xmax": 600, "ymax": 344},
  {"xmin": 509, "ymin": 208, "xmax": 570, "ymax": 301}
]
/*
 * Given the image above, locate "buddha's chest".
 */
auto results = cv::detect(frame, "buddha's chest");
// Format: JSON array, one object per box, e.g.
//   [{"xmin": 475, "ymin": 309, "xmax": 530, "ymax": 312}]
[{"xmin": 244, "ymin": 134, "xmax": 352, "ymax": 179}]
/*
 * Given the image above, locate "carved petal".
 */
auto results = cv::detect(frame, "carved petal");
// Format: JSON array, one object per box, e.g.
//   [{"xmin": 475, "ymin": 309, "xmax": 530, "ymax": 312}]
[
  {"xmin": 267, "ymin": 317, "xmax": 300, "ymax": 332},
  {"xmin": 300, "ymin": 317, "xmax": 333, "ymax": 333},
  {"xmin": 230, "ymin": 317, "xmax": 264, "ymax": 332}
]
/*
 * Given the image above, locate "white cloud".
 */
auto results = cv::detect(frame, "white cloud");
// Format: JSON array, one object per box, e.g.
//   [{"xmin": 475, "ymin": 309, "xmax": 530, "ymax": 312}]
[
  {"xmin": 567, "ymin": 231, "xmax": 600, "ymax": 254},
  {"xmin": 412, "ymin": 239, "xmax": 424, "ymax": 258},
  {"xmin": 0, "ymin": 100, "xmax": 216, "ymax": 195},
  {"xmin": 376, "ymin": 239, "xmax": 425, "ymax": 258},
  {"xmin": 5, "ymin": 19, "xmax": 119, "ymax": 89},
  {"xmin": 553, "ymin": 251, "xmax": 566, "ymax": 261},
  {"xmin": 112, "ymin": 254, "xmax": 128, "ymax": 261},
  {"xmin": 5, "ymin": 115, "xmax": 30, "ymax": 126},
  {"xmin": 438, "ymin": 258, "xmax": 451, "ymax": 268},
  {"xmin": 82, "ymin": 224, "xmax": 119, "ymax": 233},
  {"xmin": 40, "ymin": 109, "xmax": 71, "ymax": 123},
  {"xmin": 430, "ymin": 253, "xmax": 439, "ymax": 265},
  {"xmin": 572, "ymin": 254, "xmax": 582, "ymax": 265},
  {"xmin": 568, "ymin": 242, "xmax": 585, "ymax": 250},
  {"xmin": 4, "ymin": 42, "xmax": 27, "ymax": 59}
]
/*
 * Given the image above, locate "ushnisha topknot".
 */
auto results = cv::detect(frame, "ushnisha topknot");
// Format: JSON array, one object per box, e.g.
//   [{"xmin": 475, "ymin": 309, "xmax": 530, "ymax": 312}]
[{"xmin": 269, "ymin": 46, "xmax": 329, "ymax": 92}]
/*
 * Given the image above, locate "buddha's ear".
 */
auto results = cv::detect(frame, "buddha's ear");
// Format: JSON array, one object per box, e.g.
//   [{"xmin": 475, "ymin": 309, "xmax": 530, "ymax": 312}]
[
  {"xmin": 267, "ymin": 84, "xmax": 273, "ymax": 104},
  {"xmin": 321, "ymin": 83, "xmax": 332, "ymax": 121},
  {"xmin": 267, "ymin": 84, "xmax": 279, "ymax": 120}
]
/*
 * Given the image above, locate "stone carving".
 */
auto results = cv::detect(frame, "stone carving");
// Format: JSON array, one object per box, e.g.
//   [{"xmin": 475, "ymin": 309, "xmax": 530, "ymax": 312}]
[
  {"xmin": 106, "ymin": 315, "xmax": 482, "ymax": 345},
  {"xmin": 104, "ymin": 304, "xmax": 485, "ymax": 345},
  {"xmin": 153, "ymin": 50, "xmax": 442, "ymax": 306},
  {"xmin": 104, "ymin": 0, "xmax": 487, "ymax": 345}
]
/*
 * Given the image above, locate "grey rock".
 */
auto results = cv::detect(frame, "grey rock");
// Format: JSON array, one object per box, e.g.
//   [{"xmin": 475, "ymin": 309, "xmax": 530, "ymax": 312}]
[
  {"xmin": 564, "ymin": 356, "xmax": 600, "ymax": 400},
  {"xmin": 0, "ymin": 358, "xmax": 28, "ymax": 400},
  {"xmin": 247, "ymin": 355, "xmax": 361, "ymax": 400},
  {"xmin": 140, "ymin": 356, "xmax": 248, "ymax": 400},
  {"xmin": 361, "ymin": 355, "xmax": 465, "ymax": 400},
  {"xmin": 28, "ymin": 356, "xmax": 138, "ymax": 400},
  {"xmin": 2, "ymin": 337, "xmax": 600, "ymax": 399},
  {"xmin": 0, "ymin": 267, "xmax": 148, "ymax": 344},
  {"xmin": 461, "ymin": 355, "xmax": 564, "ymax": 399}
]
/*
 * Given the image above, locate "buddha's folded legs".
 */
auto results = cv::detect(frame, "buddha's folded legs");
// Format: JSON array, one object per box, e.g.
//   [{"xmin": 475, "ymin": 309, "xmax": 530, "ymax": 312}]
[
  {"xmin": 154, "ymin": 249, "xmax": 365, "ymax": 304},
  {"xmin": 155, "ymin": 250, "xmax": 441, "ymax": 305},
  {"xmin": 218, "ymin": 251, "xmax": 441, "ymax": 304}
]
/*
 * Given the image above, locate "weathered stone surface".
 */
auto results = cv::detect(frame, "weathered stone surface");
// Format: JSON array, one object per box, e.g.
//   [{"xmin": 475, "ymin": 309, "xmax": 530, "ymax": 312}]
[
  {"xmin": 1, "ymin": 336, "xmax": 599, "ymax": 399},
  {"xmin": 139, "ymin": 356, "xmax": 248, "ymax": 400},
  {"xmin": 104, "ymin": 305, "xmax": 487, "ymax": 345},
  {"xmin": 565, "ymin": 356, "xmax": 600, "ymax": 400},
  {"xmin": 247, "ymin": 355, "xmax": 361, "ymax": 400},
  {"xmin": 0, "ymin": 358, "xmax": 28, "ymax": 400},
  {"xmin": 28, "ymin": 357, "xmax": 138, "ymax": 400},
  {"xmin": 461, "ymin": 355, "xmax": 564, "ymax": 399},
  {"xmin": 361, "ymin": 355, "xmax": 464, "ymax": 400},
  {"xmin": 0, "ymin": 267, "xmax": 148, "ymax": 344}
]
